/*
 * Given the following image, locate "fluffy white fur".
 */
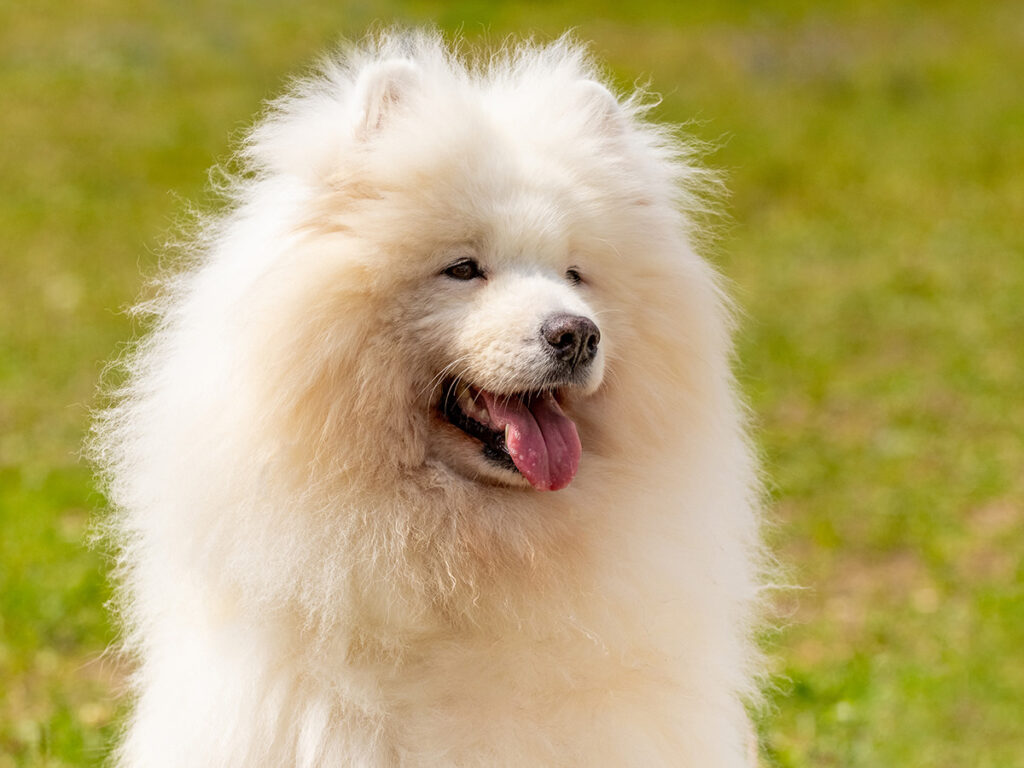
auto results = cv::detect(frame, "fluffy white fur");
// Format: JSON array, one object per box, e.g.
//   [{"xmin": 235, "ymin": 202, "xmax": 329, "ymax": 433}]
[{"xmin": 93, "ymin": 31, "xmax": 766, "ymax": 768}]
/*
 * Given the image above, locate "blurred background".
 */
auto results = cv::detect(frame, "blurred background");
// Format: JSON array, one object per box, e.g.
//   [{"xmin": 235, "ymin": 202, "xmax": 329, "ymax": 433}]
[{"xmin": 1, "ymin": 1, "xmax": 1021, "ymax": 765}]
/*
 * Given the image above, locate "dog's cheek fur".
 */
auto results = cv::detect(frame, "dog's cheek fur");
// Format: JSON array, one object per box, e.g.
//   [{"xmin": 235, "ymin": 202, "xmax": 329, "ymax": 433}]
[{"xmin": 244, "ymin": 247, "xmax": 428, "ymax": 475}]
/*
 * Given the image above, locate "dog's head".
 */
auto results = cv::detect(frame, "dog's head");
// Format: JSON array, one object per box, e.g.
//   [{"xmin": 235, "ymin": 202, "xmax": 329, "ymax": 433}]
[{"xmin": 234, "ymin": 36, "xmax": 725, "ymax": 504}]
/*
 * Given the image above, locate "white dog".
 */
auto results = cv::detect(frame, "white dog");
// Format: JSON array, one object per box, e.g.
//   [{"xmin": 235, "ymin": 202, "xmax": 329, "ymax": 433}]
[{"xmin": 93, "ymin": 31, "xmax": 765, "ymax": 767}]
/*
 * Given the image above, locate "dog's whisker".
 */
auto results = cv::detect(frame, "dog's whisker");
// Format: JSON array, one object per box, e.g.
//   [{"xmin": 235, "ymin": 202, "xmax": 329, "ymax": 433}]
[{"xmin": 419, "ymin": 356, "xmax": 472, "ymax": 404}]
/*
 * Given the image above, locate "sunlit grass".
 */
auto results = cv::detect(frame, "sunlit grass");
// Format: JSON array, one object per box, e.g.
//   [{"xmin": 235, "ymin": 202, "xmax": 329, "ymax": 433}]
[{"xmin": 1, "ymin": 2, "xmax": 1021, "ymax": 765}]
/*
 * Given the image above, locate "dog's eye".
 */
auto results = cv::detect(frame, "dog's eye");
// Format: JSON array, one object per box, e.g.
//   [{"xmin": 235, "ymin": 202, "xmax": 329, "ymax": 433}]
[
  {"xmin": 566, "ymin": 267, "xmax": 583, "ymax": 285},
  {"xmin": 443, "ymin": 259, "xmax": 484, "ymax": 281}
]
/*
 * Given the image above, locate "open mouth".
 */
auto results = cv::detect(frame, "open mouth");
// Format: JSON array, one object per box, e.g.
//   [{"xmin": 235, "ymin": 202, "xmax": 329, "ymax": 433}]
[{"xmin": 439, "ymin": 379, "xmax": 582, "ymax": 491}]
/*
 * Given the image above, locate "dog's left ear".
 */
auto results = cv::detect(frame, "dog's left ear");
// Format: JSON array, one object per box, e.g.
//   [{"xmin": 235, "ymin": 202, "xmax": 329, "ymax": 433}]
[
  {"xmin": 575, "ymin": 80, "xmax": 626, "ymax": 135},
  {"xmin": 353, "ymin": 59, "xmax": 420, "ymax": 138}
]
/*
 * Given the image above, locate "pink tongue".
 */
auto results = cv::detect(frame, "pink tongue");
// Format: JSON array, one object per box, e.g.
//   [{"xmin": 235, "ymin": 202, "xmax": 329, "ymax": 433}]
[{"xmin": 480, "ymin": 391, "xmax": 581, "ymax": 491}]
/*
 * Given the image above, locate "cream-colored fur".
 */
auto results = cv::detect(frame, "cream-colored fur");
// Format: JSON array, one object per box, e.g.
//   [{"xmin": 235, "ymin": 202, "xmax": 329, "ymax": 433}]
[{"xmin": 93, "ymin": 31, "xmax": 765, "ymax": 768}]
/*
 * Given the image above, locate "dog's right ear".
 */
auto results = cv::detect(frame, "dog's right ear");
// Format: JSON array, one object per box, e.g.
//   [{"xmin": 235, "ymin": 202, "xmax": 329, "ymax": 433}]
[
  {"xmin": 352, "ymin": 59, "xmax": 420, "ymax": 138},
  {"xmin": 243, "ymin": 58, "xmax": 421, "ymax": 185}
]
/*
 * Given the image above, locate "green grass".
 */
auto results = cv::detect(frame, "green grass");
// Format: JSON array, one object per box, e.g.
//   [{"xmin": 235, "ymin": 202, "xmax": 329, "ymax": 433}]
[{"xmin": 2, "ymin": 1, "xmax": 1022, "ymax": 765}]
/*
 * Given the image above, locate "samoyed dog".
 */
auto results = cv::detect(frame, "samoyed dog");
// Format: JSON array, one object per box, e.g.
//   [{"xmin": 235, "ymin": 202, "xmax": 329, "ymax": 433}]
[{"xmin": 93, "ymin": 31, "xmax": 765, "ymax": 768}]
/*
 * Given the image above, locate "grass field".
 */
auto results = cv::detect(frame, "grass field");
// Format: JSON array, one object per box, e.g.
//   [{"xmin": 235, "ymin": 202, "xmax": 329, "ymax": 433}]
[{"xmin": 1, "ymin": 1, "xmax": 1022, "ymax": 765}]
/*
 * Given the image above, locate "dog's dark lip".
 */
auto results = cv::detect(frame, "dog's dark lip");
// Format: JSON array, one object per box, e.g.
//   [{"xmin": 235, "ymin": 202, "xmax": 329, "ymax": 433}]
[{"xmin": 438, "ymin": 380, "xmax": 518, "ymax": 472}]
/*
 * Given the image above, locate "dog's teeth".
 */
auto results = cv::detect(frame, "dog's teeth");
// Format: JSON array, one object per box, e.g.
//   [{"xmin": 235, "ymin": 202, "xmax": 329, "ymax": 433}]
[
  {"xmin": 455, "ymin": 386, "xmax": 490, "ymax": 424},
  {"xmin": 475, "ymin": 399, "xmax": 491, "ymax": 424}
]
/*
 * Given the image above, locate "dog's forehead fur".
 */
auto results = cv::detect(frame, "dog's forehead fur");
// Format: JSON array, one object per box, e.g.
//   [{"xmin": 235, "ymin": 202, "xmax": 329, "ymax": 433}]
[{"xmin": 248, "ymin": 35, "xmax": 693, "ymax": 260}]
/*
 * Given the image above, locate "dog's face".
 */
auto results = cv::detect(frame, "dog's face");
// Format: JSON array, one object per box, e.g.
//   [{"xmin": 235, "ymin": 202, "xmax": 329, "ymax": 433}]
[
  {"xmin": 410, "ymin": 242, "xmax": 606, "ymax": 491},
  {"xmin": 315, "ymin": 127, "xmax": 614, "ymax": 492}
]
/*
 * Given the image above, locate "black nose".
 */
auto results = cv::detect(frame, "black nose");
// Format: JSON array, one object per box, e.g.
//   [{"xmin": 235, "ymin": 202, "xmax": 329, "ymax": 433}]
[{"xmin": 541, "ymin": 314, "xmax": 601, "ymax": 368}]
